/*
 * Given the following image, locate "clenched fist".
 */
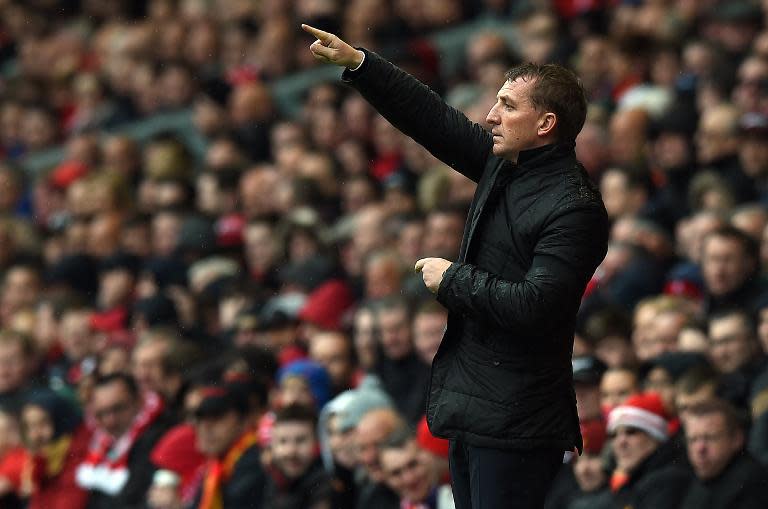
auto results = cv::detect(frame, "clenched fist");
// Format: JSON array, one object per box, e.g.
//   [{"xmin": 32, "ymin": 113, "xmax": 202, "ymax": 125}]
[
  {"xmin": 301, "ymin": 24, "xmax": 364, "ymax": 69},
  {"xmin": 414, "ymin": 257, "xmax": 453, "ymax": 294}
]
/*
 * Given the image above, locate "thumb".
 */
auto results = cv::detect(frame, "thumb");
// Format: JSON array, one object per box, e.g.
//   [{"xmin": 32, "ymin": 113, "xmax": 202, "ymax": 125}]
[{"xmin": 414, "ymin": 258, "xmax": 429, "ymax": 272}]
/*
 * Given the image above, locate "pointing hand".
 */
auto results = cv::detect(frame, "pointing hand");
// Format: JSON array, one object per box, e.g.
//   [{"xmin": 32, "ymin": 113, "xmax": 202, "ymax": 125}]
[{"xmin": 301, "ymin": 24, "xmax": 364, "ymax": 69}]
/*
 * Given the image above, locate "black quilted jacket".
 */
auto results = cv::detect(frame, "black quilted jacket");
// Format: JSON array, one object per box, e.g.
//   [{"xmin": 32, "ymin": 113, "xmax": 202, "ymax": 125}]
[{"xmin": 343, "ymin": 50, "xmax": 609, "ymax": 451}]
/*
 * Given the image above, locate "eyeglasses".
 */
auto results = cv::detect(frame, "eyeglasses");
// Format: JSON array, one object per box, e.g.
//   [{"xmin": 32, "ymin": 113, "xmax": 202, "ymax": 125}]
[{"xmin": 93, "ymin": 401, "xmax": 132, "ymax": 421}]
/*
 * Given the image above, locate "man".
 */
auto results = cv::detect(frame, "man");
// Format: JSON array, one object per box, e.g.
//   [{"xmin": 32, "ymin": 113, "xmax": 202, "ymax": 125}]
[
  {"xmin": 378, "ymin": 427, "xmax": 453, "ymax": 509},
  {"xmin": 680, "ymin": 399, "xmax": 768, "ymax": 509},
  {"xmin": 412, "ymin": 300, "xmax": 448, "ymax": 366},
  {"xmin": 707, "ymin": 309, "xmax": 766, "ymax": 408},
  {"xmin": 302, "ymin": 22, "xmax": 609, "ymax": 508},
  {"xmin": 263, "ymin": 404, "xmax": 331, "ymax": 509},
  {"xmin": 599, "ymin": 367, "xmax": 639, "ymax": 413},
  {"xmin": 604, "ymin": 393, "xmax": 690, "ymax": 509},
  {"xmin": 701, "ymin": 226, "xmax": 764, "ymax": 315},
  {"xmin": 132, "ymin": 328, "xmax": 198, "ymax": 417},
  {"xmin": 572, "ymin": 356, "xmax": 607, "ymax": 423},
  {"xmin": 76, "ymin": 374, "xmax": 173, "ymax": 509},
  {"xmin": 371, "ymin": 296, "xmax": 430, "ymax": 425},
  {"xmin": 192, "ymin": 384, "xmax": 265, "ymax": 508},
  {"xmin": 308, "ymin": 331, "xmax": 359, "ymax": 395},
  {"xmin": 0, "ymin": 330, "xmax": 35, "ymax": 411},
  {"xmin": 354, "ymin": 407, "xmax": 405, "ymax": 509}
]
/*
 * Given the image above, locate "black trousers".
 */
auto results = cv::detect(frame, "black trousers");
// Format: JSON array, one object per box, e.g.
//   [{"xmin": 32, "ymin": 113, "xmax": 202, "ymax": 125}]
[{"xmin": 449, "ymin": 440, "xmax": 563, "ymax": 509}]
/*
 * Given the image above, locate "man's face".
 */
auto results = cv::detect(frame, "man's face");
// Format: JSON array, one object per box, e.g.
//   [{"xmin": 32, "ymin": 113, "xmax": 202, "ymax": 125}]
[
  {"xmin": 309, "ymin": 333, "xmax": 352, "ymax": 391},
  {"xmin": 91, "ymin": 381, "xmax": 139, "ymax": 439},
  {"xmin": 423, "ymin": 213, "xmax": 464, "ymax": 260},
  {"xmin": 378, "ymin": 307, "xmax": 412, "ymax": 361},
  {"xmin": 327, "ymin": 415, "xmax": 357, "ymax": 469},
  {"xmin": 708, "ymin": 314, "xmax": 756, "ymax": 374},
  {"xmin": 132, "ymin": 341, "xmax": 168, "ymax": 395},
  {"xmin": 380, "ymin": 441, "xmax": 434, "ymax": 503},
  {"xmin": 599, "ymin": 371, "xmax": 637, "ymax": 412},
  {"xmin": 611, "ymin": 426, "xmax": 659, "ymax": 473},
  {"xmin": 22, "ymin": 404, "xmax": 54, "ymax": 451},
  {"xmin": 60, "ymin": 310, "xmax": 95, "ymax": 361},
  {"xmin": 573, "ymin": 453, "xmax": 606, "ymax": 493},
  {"xmin": 355, "ymin": 414, "xmax": 395, "ymax": 482},
  {"xmin": 271, "ymin": 421, "xmax": 317, "ymax": 480},
  {"xmin": 98, "ymin": 270, "xmax": 134, "ymax": 309},
  {"xmin": 243, "ymin": 223, "xmax": 277, "ymax": 272},
  {"xmin": 195, "ymin": 410, "xmax": 243, "ymax": 457},
  {"xmin": 701, "ymin": 236, "xmax": 752, "ymax": 297},
  {"xmin": 0, "ymin": 341, "xmax": 27, "ymax": 394},
  {"xmin": 413, "ymin": 311, "xmax": 447, "ymax": 365},
  {"xmin": 686, "ymin": 413, "xmax": 741, "ymax": 480},
  {"xmin": 487, "ymin": 78, "xmax": 550, "ymax": 162}
]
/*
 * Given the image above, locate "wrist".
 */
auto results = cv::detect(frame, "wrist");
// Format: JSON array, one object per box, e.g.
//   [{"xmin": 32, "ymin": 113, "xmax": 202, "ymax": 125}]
[{"xmin": 348, "ymin": 50, "xmax": 365, "ymax": 70}]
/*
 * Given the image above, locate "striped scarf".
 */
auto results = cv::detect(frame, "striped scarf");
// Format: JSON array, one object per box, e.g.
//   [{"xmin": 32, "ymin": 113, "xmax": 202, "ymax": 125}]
[
  {"xmin": 75, "ymin": 392, "xmax": 164, "ymax": 495},
  {"xmin": 197, "ymin": 429, "xmax": 260, "ymax": 509}
]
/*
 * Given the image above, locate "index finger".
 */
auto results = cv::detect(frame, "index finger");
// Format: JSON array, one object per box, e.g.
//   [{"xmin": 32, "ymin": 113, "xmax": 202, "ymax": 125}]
[{"xmin": 301, "ymin": 24, "xmax": 332, "ymax": 42}]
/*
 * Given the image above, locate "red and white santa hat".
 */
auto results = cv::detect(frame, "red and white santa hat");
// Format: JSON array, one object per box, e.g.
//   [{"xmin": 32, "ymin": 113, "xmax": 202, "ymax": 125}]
[{"xmin": 607, "ymin": 392, "xmax": 669, "ymax": 442}]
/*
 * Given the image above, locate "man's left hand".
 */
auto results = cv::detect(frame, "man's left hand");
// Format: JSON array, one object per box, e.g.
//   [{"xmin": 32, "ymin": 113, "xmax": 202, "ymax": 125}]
[{"xmin": 414, "ymin": 258, "xmax": 453, "ymax": 294}]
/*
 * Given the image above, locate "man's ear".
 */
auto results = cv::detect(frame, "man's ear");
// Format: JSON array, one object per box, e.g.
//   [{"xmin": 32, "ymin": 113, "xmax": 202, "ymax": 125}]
[{"xmin": 538, "ymin": 112, "xmax": 557, "ymax": 137}]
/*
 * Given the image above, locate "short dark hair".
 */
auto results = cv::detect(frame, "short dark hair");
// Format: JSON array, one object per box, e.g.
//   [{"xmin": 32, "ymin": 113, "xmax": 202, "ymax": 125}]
[
  {"xmin": 505, "ymin": 62, "xmax": 587, "ymax": 144},
  {"xmin": 676, "ymin": 364, "xmax": 719, "ymax": 395},
  {"xmin": 274, "ymin": 403, "xmax": 317, "ymax": 429},
  {"xmin": 93, "ymin": 373, "xmax": 139, "ymax": 399},
  {"xmin": 707, "ymin": 308, "xmax": 756, "ymax": 339},
  {"xmin": 686, "ymin": 398, "xmax": 746, "ymax": 435},
  {"xmin": 702, "ymin": 225, "xmax": 759, "ymax": 262}
]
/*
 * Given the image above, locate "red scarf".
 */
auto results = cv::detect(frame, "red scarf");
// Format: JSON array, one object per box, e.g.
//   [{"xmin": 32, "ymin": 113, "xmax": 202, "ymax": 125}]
[
  {"xmin": 197, "ymin": 429, "xmax": 260, "ymax": 509},
  {"xmin": 76, "ymin": 392, "xmax": 164, "ymax": 495}
]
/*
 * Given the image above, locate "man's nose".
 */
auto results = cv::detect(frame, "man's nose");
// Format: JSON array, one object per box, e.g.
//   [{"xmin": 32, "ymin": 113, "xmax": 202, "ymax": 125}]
[{"xmin": 486, "ymin": 105, "xmax": 499, "ymax": 125}]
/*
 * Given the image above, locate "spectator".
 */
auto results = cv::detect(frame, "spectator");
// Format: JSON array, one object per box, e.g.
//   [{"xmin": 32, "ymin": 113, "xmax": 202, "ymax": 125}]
[
  {"xmin": 263, "ymin": 403, "xmax": 331, "ymax": 509},
  {"xmin": 572, "ymin": 355, "xmax": 607, "ymax": 422},
  {"xmin": 308, "ymin": 331, "xmax": 360, "ymax": 395},
  {"xmin": 378, "ymin": 426, "xmax": 454, "ymax": 509},
  {"xmin": 192, "ymin": 384, "xmax": 266, "ymax": 509},
  {"xmin": 412, "ymin": 299, "xmax": 448, "ymax": 366},
  {"xmin": 76, "ymin": 374, "xmax": 173, "ymax": 509},
  {"xmin": 0, "ymin": 408, "xmax": 23, "ymax": 509},
  {"xmin": 680, "ymin": 399, "xmax": 768, "ymax": 509},
  {"xmin": 600, "ymin": 367, "xmax": 640, "ymax": 414},
  {"xmin": 19, "ymin": 389, "xmax": 91, "ymax": 509},
  {"xmin": 0, "ymin": 329, "xmax": 37, "ymax": 411},
  {"xmin": 604, "ymin": 392, "xmax": 689, "ymax": 509},
  {"xmin": 371, "ymin": 296, "xmax": 430, "ymax": 425},
  {"xmin": 131, "ymin": 328, "xmax": 195, "ymax": 416},
  {"xmin": 319, "ymin": 377, "xmax": 393, "ymax": 509},
  {"xmin": 566, "ymin": 420, "xmax": 609, "ymax": 509},
  {"xmin": 707, "ymin": 309, "xmax": 765, "ymax": 408},
  {"xmin": 355, "ymin": 407, "xmax": 404, "ymax": 509}
]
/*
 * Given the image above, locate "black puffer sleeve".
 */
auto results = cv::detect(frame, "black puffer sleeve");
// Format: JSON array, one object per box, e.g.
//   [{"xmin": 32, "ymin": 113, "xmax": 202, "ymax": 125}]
[
  {"xmin": 343, "ymin": 49, "xmax": 493, "ymax": 183},
  {"xmin": 436, "ymin": 204, "xmax": 608, "ymax": 333}
]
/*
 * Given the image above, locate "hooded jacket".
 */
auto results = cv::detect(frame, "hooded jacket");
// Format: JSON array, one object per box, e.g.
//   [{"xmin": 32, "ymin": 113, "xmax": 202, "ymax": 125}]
[{"xmin": 343, "ymin": 50, "xmax": 609, "ymax": 451}]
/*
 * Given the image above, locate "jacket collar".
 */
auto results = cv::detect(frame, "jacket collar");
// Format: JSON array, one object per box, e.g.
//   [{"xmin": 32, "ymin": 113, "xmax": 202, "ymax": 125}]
[{"xmin": 512, "ymin": 142, "xmax": 577, "ymax": 176}]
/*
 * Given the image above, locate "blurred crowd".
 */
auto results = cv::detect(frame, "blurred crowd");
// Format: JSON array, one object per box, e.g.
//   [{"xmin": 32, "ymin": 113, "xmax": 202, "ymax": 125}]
[{"xmin": 1, "ymin": 0, "xmax": 768, "ymax": 508}]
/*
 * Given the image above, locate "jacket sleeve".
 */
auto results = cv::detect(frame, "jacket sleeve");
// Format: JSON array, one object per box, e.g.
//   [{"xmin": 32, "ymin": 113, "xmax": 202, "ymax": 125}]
[
  {"xmin": 342, "ymin": 49, "xmax": 493, "ymax": 183},
  {"xmin": 436, "ymin": 205, "xmax": 608, "ymax": 333}
]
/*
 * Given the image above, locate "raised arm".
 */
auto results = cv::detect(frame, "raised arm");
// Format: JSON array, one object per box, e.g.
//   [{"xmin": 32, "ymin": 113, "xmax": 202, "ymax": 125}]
[{"xmin": 302, "ymin": 24, "xmax": 492, "ymax": 182}]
